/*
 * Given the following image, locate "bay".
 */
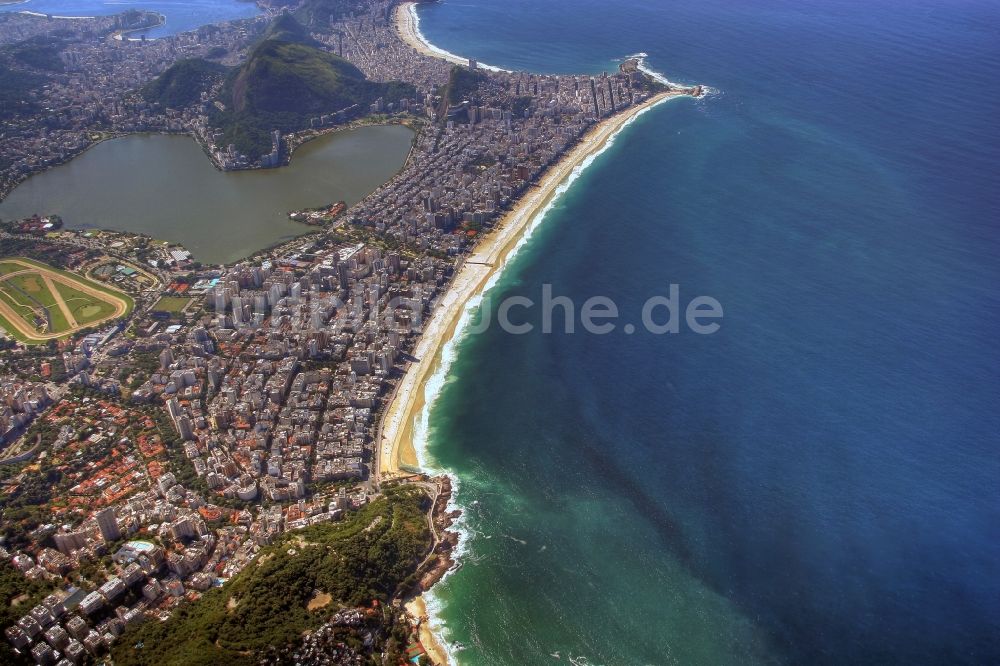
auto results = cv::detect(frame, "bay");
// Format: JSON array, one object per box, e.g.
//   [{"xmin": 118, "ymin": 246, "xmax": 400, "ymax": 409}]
[{"xmin": 0, "ymin": 0, "xmax": 260, "ymax": 38}]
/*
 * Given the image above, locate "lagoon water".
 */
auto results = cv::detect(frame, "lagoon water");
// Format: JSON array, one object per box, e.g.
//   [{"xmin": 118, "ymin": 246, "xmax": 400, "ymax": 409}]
[
  {"xmin": 0, "ymin": 0, "xmax": 259, "ymax": 38},
  {"xmin": 411, "ymin": 0, "xmax": 1000, "ymax": 664},
  {"xmin": 0, "ymin": 126, "xmax": 414, "ymax": 264}
]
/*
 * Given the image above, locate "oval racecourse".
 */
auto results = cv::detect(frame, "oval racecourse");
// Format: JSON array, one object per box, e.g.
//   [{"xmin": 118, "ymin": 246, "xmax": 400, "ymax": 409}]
[{"xmin": 0, "ymin": 257, "xmax": 133, "ymax": 343}]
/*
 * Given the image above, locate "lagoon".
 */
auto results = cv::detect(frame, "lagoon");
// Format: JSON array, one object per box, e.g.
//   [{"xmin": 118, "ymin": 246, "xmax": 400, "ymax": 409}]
[{"xmin": 0, "ymin": 125, "xmax": 414, "ymax": 264}]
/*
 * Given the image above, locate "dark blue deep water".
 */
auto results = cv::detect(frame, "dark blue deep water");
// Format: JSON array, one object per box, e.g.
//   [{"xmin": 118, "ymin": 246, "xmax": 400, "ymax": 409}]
[{"xmin": 413, "ymin": 0, "xmax": 1000, "ymax": 664}]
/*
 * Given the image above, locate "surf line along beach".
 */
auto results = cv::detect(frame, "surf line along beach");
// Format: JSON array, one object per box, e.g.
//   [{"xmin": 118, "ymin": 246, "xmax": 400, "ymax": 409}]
[
  {"xmin": 383, "ymin": 3, "xmax": 704, "ymax": 663},
  {"xmin": 377, "ymin": 92, "xmax": 696, "ymax": 479},
  {"xmin": 394, "ymin": 0, "xmax": 508, "ymax": 71}
]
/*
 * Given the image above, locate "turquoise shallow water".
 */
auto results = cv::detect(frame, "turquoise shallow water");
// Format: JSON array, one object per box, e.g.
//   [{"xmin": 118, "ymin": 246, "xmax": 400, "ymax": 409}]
[{"xmin": 412, "ymin": 0, "xmax": 1000, "ymax": 664}]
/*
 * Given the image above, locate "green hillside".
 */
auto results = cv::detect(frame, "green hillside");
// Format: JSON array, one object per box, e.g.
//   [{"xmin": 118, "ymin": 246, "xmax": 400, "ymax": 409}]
[
  {"xmin": 141, "ymin": 58, "xmax": 229, "ymax": 109},
  {"xmin": 3, "ymin": 34, "xmax": 68, "ymax": 72},
  {"xmin": 0, "ymin": 34, "xmax": 72, "ymax": 122},
  {"xmin": 0, "ymin": 67, "xmax": 41, "ymax": 122},
  {"xmin": 446, "ymin": 64, "xmax": 488, "ymax": 105},
  {"xmin": 210, "ymin": 14, "xmax": 415, "ymax": 159},
  {"xmin": 110, "ymin": 486, "xmax": 432, "ymax": 666},
  {"xmin": 229, "ymin": 41, "xmax": 372, "ymax": 116}
]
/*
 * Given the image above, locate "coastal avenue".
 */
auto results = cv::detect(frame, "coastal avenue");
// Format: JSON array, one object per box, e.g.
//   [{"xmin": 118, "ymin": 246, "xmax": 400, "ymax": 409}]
[
  {"xmin": 377, "ymin": 88, "xmax": 680, "ymax": 482},
  {"xmin": 0, "ymin": 0, "xmax": 705, "ymax": 663}
]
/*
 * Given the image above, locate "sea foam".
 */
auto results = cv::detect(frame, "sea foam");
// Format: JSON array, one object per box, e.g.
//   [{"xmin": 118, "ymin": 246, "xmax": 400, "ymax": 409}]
[
  {"xmin": 411, "ymin": 94, "xmax": 674, "ymax": 471},
  {"xmin": 410, "ymin": 90, "xmax": 681, "ymax": 666},
  {"xmin": 407, "ymin": 3, "xmax": 510, "ymax": 73},
  {"xmin": 626, "ymin": 52, "xmax": 719, "ymax": 97}
]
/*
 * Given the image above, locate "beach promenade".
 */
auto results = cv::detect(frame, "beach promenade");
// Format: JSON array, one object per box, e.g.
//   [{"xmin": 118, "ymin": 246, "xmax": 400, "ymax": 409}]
[
  {"xmin": 394, "ymin": 2, "xmax": 467, "ymax": 66},
  {"xmin": 376, "ymin": 78, "xmax": 687, "ymax": 666},
  {"xmin": 378, "ymin": 88, "xmax": 679, "ymax": 481},
  {"xmin": 385, "ymin": 94, "xmax": 689, "ymax": 666},
  {"xmin": 379, "ymin": 5, "xmax": 700, "ymax": 663}
]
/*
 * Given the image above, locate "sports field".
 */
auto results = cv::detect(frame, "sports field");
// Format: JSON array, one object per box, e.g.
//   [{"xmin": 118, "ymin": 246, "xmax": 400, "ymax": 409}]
[
  {"xmin": 0, "ymin": 257, "xmax": 133, "ymax": 343},
  {"xmin": 152, "ymin": 296, "xmax": 191, "ymax": 315}
]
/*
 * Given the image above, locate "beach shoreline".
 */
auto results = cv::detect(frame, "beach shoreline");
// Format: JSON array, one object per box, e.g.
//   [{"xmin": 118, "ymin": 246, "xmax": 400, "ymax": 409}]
[
  {"xmin": 379, "ymin": 87, "xmax": 683, "ymax": 481},
  {"xmin": 384, "ymin": 5, "xmax": 699, "ymax": 664},
  {"xmin": 406, "ymin": 596, "xmax": 451, "ymax": 665},
  {"xmin": 378, "ymin": 89, "xmax": 688, "ymax": 666},
  {"xmin": 394, "ymin": 1, "xmax": 509, "ymax": 72},
  {"xmin": 394, "ymin": 2, "xmax": 465, "ymax": 66}
]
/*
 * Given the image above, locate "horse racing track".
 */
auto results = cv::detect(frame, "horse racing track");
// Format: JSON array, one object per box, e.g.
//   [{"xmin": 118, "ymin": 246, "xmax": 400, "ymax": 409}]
[{"xmin": 0, "ymin": 257, "xmax": 133, "ymax": 343}]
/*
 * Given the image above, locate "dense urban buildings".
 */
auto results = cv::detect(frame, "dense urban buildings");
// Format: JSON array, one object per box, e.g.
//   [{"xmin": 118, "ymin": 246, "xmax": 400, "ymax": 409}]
[{"xmin": 0, "ymin": 0, "xmax": 695, "ymax": 662}]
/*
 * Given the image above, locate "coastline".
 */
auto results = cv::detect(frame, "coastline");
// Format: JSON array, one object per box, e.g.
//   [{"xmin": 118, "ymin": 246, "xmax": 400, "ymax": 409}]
[
  {"xmin": 112, "ymin": 12, "xmax": 166, "ymax": 41},
  {"xmin": 378, "ymin": 87, "xmax": 681, "ymax": 475},
  {"xmin": 394, "ymin": 1, "xmax": 509, "ymax": 72},
  {"xmin": 379, "ymin": 88, "xmax": 685, "ymax": 665},
  {"xmin": 406, "ymin": 596, "xmax": 451, "ymax": 666},
  {"xmin": 394, "ymin": 2, "xmax": 464, "ymax": 67},
  {"xmin": 386, "ymin": 8, "xmax": 703, "ymax": 666}
]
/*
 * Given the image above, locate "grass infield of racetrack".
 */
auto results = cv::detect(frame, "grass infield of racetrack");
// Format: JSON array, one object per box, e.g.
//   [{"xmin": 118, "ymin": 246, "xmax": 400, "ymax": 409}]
[{"xmin": 0, "ymin": 257, "xmax": 134, "ymax": 343}]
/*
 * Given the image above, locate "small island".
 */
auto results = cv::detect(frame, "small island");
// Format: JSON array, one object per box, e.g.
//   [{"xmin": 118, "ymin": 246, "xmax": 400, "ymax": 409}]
[{"xmin": 289, "ymin": 200, "xmax": 347, "ymax": 225}]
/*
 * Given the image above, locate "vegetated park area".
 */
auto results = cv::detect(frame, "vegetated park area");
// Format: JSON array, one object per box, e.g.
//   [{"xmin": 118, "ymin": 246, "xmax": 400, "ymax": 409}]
[
  {"xmin": 111, "ymin": 486, "xmax": 433, "ymax": 666},
  {"xmin": 152, "ymin": 295, "xmax": 191, "ymax": 315},
  {"xmin": 0, "ymin": 257, "xmax": 134, "ymax": 343}
]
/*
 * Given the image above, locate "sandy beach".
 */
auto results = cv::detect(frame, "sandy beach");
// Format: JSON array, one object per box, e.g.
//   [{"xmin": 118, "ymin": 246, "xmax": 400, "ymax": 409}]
[
  {"xmin": 379, "ymin": 87, "xmax": 680, "ymax": 483},
  {"xmin": 406, "ymin": 596, "xmax": 451, "ymax": 665},
  {"xmin": 394, "ymin": 2, "xmax": 469, "ymax": 66},
  {"xmin": 394, "ymin": 1, "xmax": 512, "ymax": 72},
  {"xmin": 378, "ymin": 91, "xmax": 682, "ymax": 664},
  {"xmin": 383, "ymin": 6, "xmax": 695, "ymax": 664}
]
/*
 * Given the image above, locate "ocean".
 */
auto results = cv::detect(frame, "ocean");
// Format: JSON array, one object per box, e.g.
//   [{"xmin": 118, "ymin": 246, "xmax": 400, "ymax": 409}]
[
  {"xmin": 0, "ymin": 0, "xmax": 259, "ymax": 38},
  {"xmin": 409, "ymin": 0, "xmax": 1000, "ymax": 664}
]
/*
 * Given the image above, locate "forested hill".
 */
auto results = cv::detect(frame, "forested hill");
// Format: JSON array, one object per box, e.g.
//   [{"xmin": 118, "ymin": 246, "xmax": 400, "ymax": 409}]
[
  {"xmin": 292, "ymin": 0, "xmax": 370, "ymax": 28},
  {"xmin": 209, "ymin": 13, "xmax": 415, "ymax": 159},
  {"xmin": 140, "ymin": 58, "xmax": 229, "ymax": 109},
  {"xmin": 111, "ymin": 486, "xmax": 432, "ymax": 666}
]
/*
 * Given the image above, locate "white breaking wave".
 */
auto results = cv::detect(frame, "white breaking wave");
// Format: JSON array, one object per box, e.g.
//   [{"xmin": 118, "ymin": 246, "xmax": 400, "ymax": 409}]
[
  {"xmin": 625, "ymin": 52, "xmax": 683, "ymax": 87},
  {"xmin": 419, "ymin": 470, "xmax": 472, "ymax": 666},
  {"xmin": 411, "ymin": 92, "xmax": 682, "ymax": 666},
  {"xmin": 407, "ymin": 3, "xmax": 511, "ymax": 73},
  {"xmin": 410, "ymin": 104, "xmax": 661, "ymax": 470},
  {"xmin": 624, "ymin": 52, "xmax": 719, "ymax": 97}
]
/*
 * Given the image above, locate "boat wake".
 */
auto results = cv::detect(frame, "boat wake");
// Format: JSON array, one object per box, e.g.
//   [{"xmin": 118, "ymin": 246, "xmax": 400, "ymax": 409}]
[{"xmin": 19, "ymin": 9, "xmax": 95, "ymax": 19}]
